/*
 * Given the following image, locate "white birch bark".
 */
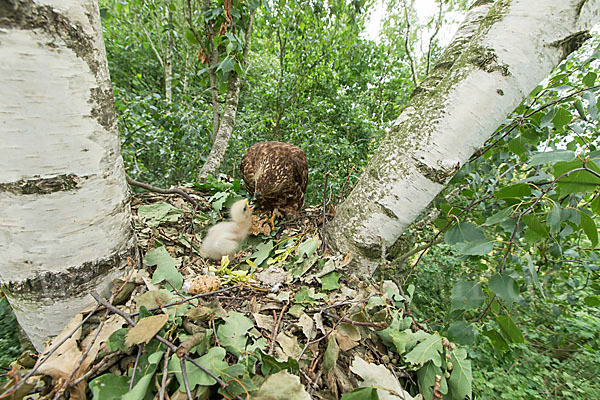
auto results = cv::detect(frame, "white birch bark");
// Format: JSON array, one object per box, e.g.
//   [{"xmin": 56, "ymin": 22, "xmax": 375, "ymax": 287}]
[
  {"xmin": 328, "ymin": 0, "xmax": 600, "ymax": 276},
  {"xmin": 0, "ymin": 0, "xmax": 137, "ymax": 350}
]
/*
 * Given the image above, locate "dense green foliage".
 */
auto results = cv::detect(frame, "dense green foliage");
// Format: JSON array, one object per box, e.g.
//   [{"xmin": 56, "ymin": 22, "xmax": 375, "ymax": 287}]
[
  {"xmin": 0, "ymin": 297, "xmax": 20, "ymax": 381},
  {"xmin": 2, "ymin": 0, "xmax": 597, "ymax": 398}
]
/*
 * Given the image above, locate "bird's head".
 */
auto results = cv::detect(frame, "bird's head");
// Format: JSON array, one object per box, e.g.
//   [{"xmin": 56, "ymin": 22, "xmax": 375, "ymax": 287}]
[{"xmin": 230, "ymin": 199, "xmax": 254, "ymax": 224}]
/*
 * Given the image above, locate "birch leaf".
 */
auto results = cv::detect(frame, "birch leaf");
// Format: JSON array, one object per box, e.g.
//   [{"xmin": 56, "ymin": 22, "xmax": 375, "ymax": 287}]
[{"xmin": 349, "ymin": 356, "xmax": 416, "ymax": 400}]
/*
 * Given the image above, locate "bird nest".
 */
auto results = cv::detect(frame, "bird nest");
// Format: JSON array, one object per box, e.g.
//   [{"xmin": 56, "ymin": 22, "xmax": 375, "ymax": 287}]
[{"xmin": 1, "ymin": 186, "xmax": 442, "ymax": 400}]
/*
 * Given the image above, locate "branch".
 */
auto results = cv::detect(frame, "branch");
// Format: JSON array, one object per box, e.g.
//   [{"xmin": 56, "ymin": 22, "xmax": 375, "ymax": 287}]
[
  {"xmin": 426, "ymin": 0, "xmax": 444, "ymax": 75},
  {"xmin": 403, "ymin": 2, "xmax": 418, "ymax": 86},
  {"xmin": 126, "ymin": 175, "xmax": 198, "ymax": 208}
]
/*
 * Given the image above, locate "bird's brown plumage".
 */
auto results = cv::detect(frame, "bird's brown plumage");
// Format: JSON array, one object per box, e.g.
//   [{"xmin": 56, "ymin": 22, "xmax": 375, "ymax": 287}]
[{"xmin": 241, "ymin": 141, "xmax": 308, "ymax": 216}]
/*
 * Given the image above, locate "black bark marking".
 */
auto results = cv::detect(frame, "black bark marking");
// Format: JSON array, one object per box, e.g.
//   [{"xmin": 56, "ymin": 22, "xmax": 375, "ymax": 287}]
[
  {"xmin": 551, "ymin": 31, "xmax": 592, "ymax": 59},
  {"xmin": 0, "ymin": 174, "xmax": 86, "ymax": 195},
  {"xmin": 1, "ymin": 241, "xmax": 138, "ymax": 300}
]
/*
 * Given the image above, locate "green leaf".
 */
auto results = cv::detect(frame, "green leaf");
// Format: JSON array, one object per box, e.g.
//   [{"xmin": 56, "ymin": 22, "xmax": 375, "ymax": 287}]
[
  {"xmin": 525, "ymin": 254, "xmax": 545, "ymax": 298},
  {"xmin": 580, "ymin": 211, "xmax": 598, "ymax": 247},
  {"xmin": 447, "ymin": 321, "xmax": 475, "ymax": 345},
  {"xmin": 217, "ymin": 56, "xmax": 236, "ymax": 73},
  {"xmin": 107, "ymin": 328, "xmax": 128, "ymax": 351},
  {"xmin": 553, "ymin": 160, "xmax": 600, "ymax": 195},
  {"xmin": 482, "ymin": 328, "xmax": 509, "ymax": 352},
  {"xmin": 294, "ymin": 286, "xmax": 327, "ymax": 305},
  {"xmin": 122, "ymin": 349, "xmax": 164, "ymax": 400},
  {"xmin": 251, "ymin": 240, "xmax": 274, "ymax": 266},
  {"xmin": 551, "ymin": 107, "xmax": 573, "ymax": 130},
  {"xmin": 341, "ymin": 387, "xmax": 380, "ymax": 400},
  {"xmin": 574, "ymin": 99, "xmax": 588, "ymax": 120},
  {"xmin": 184, "ymin": 28, "xmax": 198, "ymax": 44},
  {"xmin": 583, "ymin": 71, "xmax": 597, "ymax": 87},
  {"xmin": 169, "ymin": 347, "xmax": 228, "ymax": 390},
  {"xmin": 297, "ymin": 237, "xmax": 319, "ymax": 258},
  {"xmin": 322, "ymin": 335, "xmax": 339, "ymax": 373},
  {"xmin": 145, "ymin": 247, "xmax": 183, "ymax": 290},
  {"xmin": 257, "ymin": 349, "xmax": 299, "ymax": 375},
  {"xmin": 529, "ymin": 150, "xmax": 576, "ymax": 166},
  {"xmin": 450, "ymin": 281, "xmax": 484, "ymax": 310},
  {"xmin": 321, "ymin": 272, "xmax": 341, "ymax": 291},
  {"xmin": 483, "ymin": 207, "xmax": 513, "ymax": 226},
  {"xmin": 496, "ymin": 315, "xmax": 524, "ymax": 343},
  {"xmin": 216, "ymin": 311, "xmax": 253, "ymax": 357},
  {"xmin": 444, "ymin": 222, "xmax": 493, "ymax": 255},
  {"xmin": 489, "ymin": 273, "xmax": 519, "ymax": 305},
  {"xmin": 385, "ymin": 329, "xmax": 416, "ymax": 355},
  {"xmin": 547, "ymin": 202, "xmax": 562, "ymax": 233},
  {"xmin": 448, "ymin": 348, "xmax": 472, "ymax": 400},
  {"xmin": 89, "ymin": 373, "xmax": 129, "ymax": 400},
  {"xmin": 584, "ymin": 296, "xmax": 600, "ymax": 306},
  {"xmin": 522, "ymin": 214, "xmax": 549, "ymax": 238},
  {"xmin": 138, "ymin": 202, "xmax": 184, "ymax": 227},
  {"xmin": 416, "ymin": 361, "xmax": 443, "ymax": 400},
  {"xmin": 591, "ymin": 196, "xmax": 600, "ymax": 215},
  {"xmin": 495, "ymin": 183, "xmax": 531, "ymax": 199},
  {"xmin": 405, "ymin": 333, "xmax": 443, "ymax": 367}
]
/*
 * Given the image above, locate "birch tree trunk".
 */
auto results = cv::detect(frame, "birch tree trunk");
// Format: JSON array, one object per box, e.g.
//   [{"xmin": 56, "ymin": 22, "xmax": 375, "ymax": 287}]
[
  {"xmin": 327, "ymin": 0, "xmax": 600, "ymax": 276},
  {"xmin": 0, "ymin": 0, "xmax": 137, "ymax": 350}
]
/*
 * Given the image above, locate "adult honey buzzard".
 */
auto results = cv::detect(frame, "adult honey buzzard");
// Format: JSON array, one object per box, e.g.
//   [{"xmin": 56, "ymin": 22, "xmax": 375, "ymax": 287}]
[{"xmin": 241, "ymin": 141, "xmax": 308, "ymax": 216}]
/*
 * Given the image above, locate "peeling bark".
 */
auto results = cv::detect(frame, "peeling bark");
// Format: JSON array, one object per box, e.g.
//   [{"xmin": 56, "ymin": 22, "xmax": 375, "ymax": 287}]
[
  {"xmin": 0, "ymin": 0, "xmax": 137, "ymax": 349},
  {"xmin": 327, "ymin": 0, "xmax": 600, "ymax": 276}
]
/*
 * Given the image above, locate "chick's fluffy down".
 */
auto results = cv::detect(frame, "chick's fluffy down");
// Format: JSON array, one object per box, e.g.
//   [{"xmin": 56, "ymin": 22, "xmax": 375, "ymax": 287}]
[
  {"xmin": 199, "ymin": 199, "xmax": 253, "ymax": 260},
  {"xmin": 200, "ymin": 221, "xmax": 248, "ymax": 260}
]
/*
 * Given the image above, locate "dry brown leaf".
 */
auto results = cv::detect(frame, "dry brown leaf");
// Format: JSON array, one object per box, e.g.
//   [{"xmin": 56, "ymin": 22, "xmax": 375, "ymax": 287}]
[
  {"xmin": 125, "ymin": 314, "xmax": 168, "ymax": 347},
  {"xmin": 334, "ymin": 323, "xmax": 361, "ymax": 351},
  {"xmin": 253, "ymin": 313, "xmax": 275, "ymax": 331},
  {"xmin": 340, "ymin": 251, "xmax": 353, "ymax": 267}
]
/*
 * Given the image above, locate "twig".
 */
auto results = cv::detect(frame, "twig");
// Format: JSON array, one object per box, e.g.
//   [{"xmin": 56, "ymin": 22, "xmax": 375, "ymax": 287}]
[
  {"xmin": 54, "ymin": 311, "xmax": 108, "ymax": 399},
  {"xmin": 322, "ymin": 312, "xmax": 387, "ymax": 329},
  {"xmin": 130, "ymin": 345, "xmax": 143, "ymax": 391},
  {"xmin": 298, "ymin": 296, "xmax": 374, "ymax": 361},
  {"xmin": 130, "ymin": 284, "xmax": 242, "ymax": 317},
  {"xmin": 320, "ymin": 171, "xmax": 330, "ymax": 253},
  {"xmin": 126, "ymin": 175, "xmax": 198, "ymax": 208},
  {"xmin": 158, "ymin": 348, "xmax": 171, "ymax": 400},
  {"xmin": 400, "ymin": 194, "xmax": 495, "ymax": 283},
  {"xmin": 268, "ymin": 303, "xmax": 288, "ymax": 355},
  {"xmin": 68, "ymin": 350, "xmax": 126, "ymax": 388},
  {"xmin": 180, "ymin": 358, "xmax": 193, "ymax": 400},
  {"xmin": 0, "ymin": 304, "xmax": 100, "ymax": 399},
  {"xmin": 403, "ymin": 2, "xmax": 418, "ymax": 86}
]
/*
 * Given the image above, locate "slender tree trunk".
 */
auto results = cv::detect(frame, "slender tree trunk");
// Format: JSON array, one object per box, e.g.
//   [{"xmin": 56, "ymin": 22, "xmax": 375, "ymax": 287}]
[
  {"xmin": 327, "ymin": 0, "xmax": 600, "ymax": 276},
  {"xmin": 165, "ymin": 7, "xmax": 173, "ymax": 103},
  {"xmin": 0, "ymin": 0, "xmax": 138, "ymax": 350},
  {"xmin": 198, "ymin": 71, "xmax": 243, "ymax": 179},
  {"xmin": 198, "ymin": 11, "xmax": 255, "ymax": 180}
]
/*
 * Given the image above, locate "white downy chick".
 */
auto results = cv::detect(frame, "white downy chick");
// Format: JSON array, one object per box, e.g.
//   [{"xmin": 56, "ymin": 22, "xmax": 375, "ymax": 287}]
[{"xmin": 199, "ymin": 199, "xmax": 253, "ymax": 260}]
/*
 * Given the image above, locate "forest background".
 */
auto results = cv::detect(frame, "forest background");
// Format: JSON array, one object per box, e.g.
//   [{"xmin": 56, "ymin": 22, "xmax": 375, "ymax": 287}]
[{"xmin": 2, "ymin": 0, "xmax": 600, "ymax": 398}]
